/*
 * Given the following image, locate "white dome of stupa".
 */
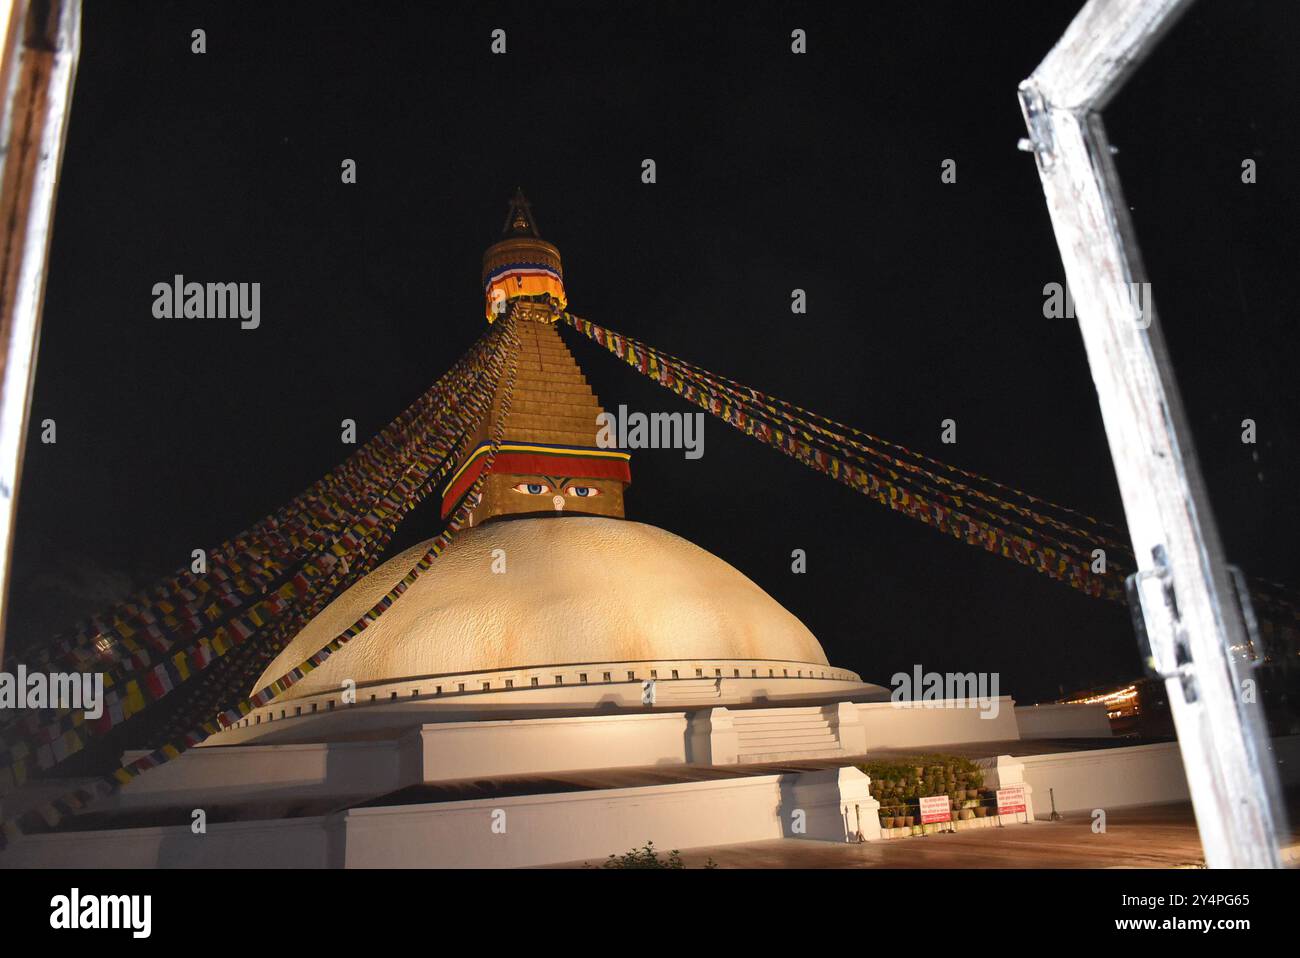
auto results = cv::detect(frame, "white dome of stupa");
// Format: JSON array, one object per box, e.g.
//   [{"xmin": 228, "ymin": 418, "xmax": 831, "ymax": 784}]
[{"xmin": 253, "ymin": 517, "xmax": 832, "ymax": 700}]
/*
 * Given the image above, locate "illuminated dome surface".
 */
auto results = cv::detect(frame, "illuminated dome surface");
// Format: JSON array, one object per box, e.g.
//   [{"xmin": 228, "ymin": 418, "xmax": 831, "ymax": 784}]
[{"xmin": 254, "ymin": 517, "xmax": 831, "ymax": 700}]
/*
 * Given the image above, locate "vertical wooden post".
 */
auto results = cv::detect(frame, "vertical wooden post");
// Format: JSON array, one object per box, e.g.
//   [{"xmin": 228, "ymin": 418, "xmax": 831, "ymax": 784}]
[
  {"xmin": 0, "ymin": 0, "xmax": 80, "ymax": 663},
  {"xmin": 1019, "ymin": 0, "xmax": 1283, "ymax": 867}
]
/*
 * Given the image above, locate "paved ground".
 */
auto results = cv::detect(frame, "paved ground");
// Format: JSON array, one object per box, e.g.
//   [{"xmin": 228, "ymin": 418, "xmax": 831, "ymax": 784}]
[{"xmin": 552, "ymin": 800, "xmax": 1300, "ymax": 868}]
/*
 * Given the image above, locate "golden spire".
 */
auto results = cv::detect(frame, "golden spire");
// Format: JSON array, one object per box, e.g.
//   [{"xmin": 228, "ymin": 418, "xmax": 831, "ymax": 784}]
[
  {"xmin": 482, "ymin": 189, "xmax": 566, "ymax": 322},
  {"xmin": 502, "ymin": 187, "xmax": 540, "ymax": 237}
]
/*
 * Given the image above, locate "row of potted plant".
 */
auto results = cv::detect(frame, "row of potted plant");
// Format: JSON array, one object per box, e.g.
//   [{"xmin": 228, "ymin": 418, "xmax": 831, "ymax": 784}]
[
  {"xmin": 857, "ymin": 753, "xmax": 994, "ymax": 829},
  {"xmin": 877, "ymin": 794, "xmax": 996, "ymax": 828}
]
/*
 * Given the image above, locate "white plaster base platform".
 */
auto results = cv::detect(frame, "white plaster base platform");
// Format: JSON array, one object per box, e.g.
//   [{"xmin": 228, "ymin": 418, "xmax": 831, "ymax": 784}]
[
  {"xmin": 1, "ymin": 766, "xmax": 880, "ymax": 869},
  {"xmin": 5, "ymin": 690, "xmax": 1293, "ymax": 868}
]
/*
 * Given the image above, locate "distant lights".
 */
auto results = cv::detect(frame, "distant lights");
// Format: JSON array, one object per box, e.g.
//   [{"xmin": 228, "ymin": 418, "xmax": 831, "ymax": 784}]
[{"xmin": 1063, "ymin": 685, "xmax": 1138, "ymax": 708}]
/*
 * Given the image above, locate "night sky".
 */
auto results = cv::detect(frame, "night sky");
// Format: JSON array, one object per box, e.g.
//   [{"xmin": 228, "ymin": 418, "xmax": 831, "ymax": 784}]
[{"xmin": 8, "ymin": 1, "xmax": 1298, "ymax": 709}]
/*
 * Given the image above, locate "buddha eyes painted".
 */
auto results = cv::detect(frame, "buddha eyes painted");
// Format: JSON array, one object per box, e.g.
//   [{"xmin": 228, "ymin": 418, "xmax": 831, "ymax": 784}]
[
  {"xmin": 506, "ymin": 477, "xmax": 607, "ymax": 514},
  {"xmin": 512, "ymin": 482, "xmax": 552, "ymax": 495},
  {"xmin": 511, "ymin": 479, "xmax": 602, "ymax": 498}
]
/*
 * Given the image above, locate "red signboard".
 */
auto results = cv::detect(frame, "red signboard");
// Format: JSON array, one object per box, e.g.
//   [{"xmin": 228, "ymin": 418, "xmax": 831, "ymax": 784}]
[
  {"xmin": 996, "ymin": 785, "xmax": 1027, "ymax": 816},
  {"xmin": 919, "ymin": 794, "xmax": 951, "ymax": 824}
]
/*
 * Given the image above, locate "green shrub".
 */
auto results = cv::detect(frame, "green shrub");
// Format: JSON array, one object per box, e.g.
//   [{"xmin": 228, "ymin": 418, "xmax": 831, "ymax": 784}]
[
  {"xmin": 856, "ymin": 753, "xmax": 984, "ymax": 803},
  {"xmin": 588, "ymin": 840, "xmax": 717, "ymax": 869}
]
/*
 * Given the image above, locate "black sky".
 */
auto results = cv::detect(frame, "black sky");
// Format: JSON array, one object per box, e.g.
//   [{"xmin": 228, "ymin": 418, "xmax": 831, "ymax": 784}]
[{"xmin": 9, "ymin": 1, "xmax": 1298, "ymax": 706}]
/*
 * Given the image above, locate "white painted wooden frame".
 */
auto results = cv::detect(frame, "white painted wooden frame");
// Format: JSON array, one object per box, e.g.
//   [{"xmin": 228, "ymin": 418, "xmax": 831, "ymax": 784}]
[
  {"xmin": 0, "ymin": 0, "xmax": 81, "ymax": 662},
  {"xmin": 1019, "ymin": 0, "xmax": 1285, "ymax": 867}
]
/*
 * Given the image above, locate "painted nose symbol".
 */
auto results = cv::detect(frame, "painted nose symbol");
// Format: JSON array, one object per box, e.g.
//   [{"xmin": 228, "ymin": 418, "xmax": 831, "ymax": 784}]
[{"xmin": 552, "ymin": 495, "xmax": 565, "ymax": 511}]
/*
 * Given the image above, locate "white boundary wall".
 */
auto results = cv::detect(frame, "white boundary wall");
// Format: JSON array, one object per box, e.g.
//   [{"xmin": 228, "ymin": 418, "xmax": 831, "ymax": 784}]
[
  {"xmin": 857, "ymin": 697, "xmax": 1020, "ymax": 748},
  {"xmin": 1, "ymin": 767, "xmax": 879, "ymax": 869},
  {"xmin": 414, "ymin": 712, "xmax": 691, "ymax": 780},
  {"xmin": 0, "ymin": 817, "xmax": 330, "ymax": 868},
  {"xmin": 339, "ymin": 767, "xmax": 876, "ymax": 868},
  {"xmin": 1018, "ymin": 735, "xmax": 1300, "ymax": 815},
  {"xmin": 1019, "ymin": 742, "xmax": 1188, "ymax": 814},
  {"xmin": 1015, "ymin": 703, "xmax": 1113, "ymax": 739}
]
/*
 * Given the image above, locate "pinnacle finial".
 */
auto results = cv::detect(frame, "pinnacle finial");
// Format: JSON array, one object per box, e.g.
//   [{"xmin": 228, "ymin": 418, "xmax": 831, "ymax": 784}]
[{"xmin": 502, "ymin": 187, "xmax": 540, "ymax": 238}]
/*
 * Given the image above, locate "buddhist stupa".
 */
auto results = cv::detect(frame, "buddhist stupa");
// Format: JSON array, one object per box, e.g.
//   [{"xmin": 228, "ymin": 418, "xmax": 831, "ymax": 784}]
[
  {"xmin": 14, "ymin": 196, "xmax": 1076, "ymax": 872},
  {"xmin": 250, "ymin": 191, "xmax": 862, "ymax": 714}
]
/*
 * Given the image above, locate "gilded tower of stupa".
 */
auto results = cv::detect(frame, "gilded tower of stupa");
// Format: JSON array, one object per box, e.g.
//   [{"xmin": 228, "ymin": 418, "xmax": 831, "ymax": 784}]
[{"xmin": 441, "ymin": 189, "xmax": 631, "ymax": 525}]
